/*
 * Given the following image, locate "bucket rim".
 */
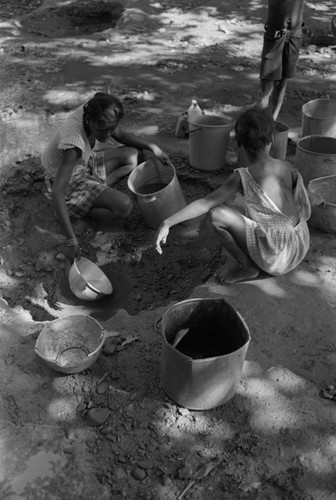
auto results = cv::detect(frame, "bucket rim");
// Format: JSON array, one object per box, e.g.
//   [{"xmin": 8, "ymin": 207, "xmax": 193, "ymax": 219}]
[
  {"xmin": 302, "ymin": 97, "xmax": 336, "ymax": 109},
  {"xmin": 159, "ymin": 297, "xmax": 251, "ymax": 357},
  {"xmin": 274, "ymin": 120, "xmax": 289, "ymax": 132},
  {"xmin": 302, "ymin": 98, "xmax": 336, "ymax": 119},
  {"xmin": 297, "ymin": 135, "xmax": 336, "ymax": 155},
  {"xmin": 72, "ymin": 257, "xmax": 112, "ymax": 295},
  {"xmin": 163, "ymin": 336, "xmax": 251, "ymax": 363},
  {"xmin": 189, "ymin": 114, "xmax": 233, "ymax": 128},
  {"xmin": 309, "ymin": 175, "xmax": 336, "ymax": 207},
  {"xmin": 309, "ymin": 173, "xmax": 336, "ymax": 183},
  {"xmin": 127, "ymin": 160, "xmax": 175, "ymax": 197}
]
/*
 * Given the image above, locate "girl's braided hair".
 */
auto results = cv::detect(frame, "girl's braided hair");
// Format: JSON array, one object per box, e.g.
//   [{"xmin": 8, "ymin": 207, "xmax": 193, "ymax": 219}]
[
  {"xmin": 84, "ymin": 92, "xmax": 124, "ymax": 123},
  {"xmin": 235, "ymin": 107, "xmax": 274, "ymax": 156}
]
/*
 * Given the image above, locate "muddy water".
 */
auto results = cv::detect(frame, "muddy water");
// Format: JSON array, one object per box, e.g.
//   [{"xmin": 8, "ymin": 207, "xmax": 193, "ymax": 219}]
[
  {"xmin": 175, "ymin": 318, "xmax": 242, "ymax": 359},
  {"xmin": 137, "ymin": 182, "xmax": 168, "ymax": 195}
]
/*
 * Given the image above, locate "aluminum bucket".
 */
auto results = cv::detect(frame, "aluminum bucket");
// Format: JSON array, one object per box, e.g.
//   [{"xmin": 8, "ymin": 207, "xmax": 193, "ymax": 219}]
[
  {"xmin": 127, "ymin": 160, "xmax": 186, "ymax": 229},
  {"xmin": 156, "ymin": 298, "xmax": 250, "ymax": 410}
]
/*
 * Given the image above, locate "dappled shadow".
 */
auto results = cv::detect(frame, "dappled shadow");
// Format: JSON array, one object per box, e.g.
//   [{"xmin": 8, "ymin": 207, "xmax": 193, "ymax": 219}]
[{"xmin": 1, "ymin": 1, "xmax": 336, "ymax": 498}]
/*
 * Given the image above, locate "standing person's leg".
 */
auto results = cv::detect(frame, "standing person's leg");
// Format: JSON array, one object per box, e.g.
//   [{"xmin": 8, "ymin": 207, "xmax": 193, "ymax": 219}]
[
  {"xmin": 271, "ymin": 78, "xmax": 288, "ymax": 121},
  {"xmin": 208, "ymin": 206, "xmax": 259, "ymax": 284},
  {"xmin": 271, "ymin": 28, "xmax": 302, "ymax": 120},
  {"xmin": 258, "ymin": 79, "xmax": 275, "ymax": 110},
  {"xmin": 258, "ymin": 26, "xmax": 285, "ymax": 114}
]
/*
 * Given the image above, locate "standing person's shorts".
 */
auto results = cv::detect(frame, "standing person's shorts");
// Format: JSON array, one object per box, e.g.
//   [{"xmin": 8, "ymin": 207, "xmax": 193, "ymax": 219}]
[{"xmin": 259, "ymin": 24, "xmax": 303, "ymax": 80}]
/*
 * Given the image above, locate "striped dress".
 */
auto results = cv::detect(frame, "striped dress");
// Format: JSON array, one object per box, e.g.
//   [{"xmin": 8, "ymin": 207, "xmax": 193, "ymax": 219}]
[
  {"xmin": 41, "ymin": 106, "xmax": 108, "ymax": 218},
  {"xmin": 236, "ymin": 167, "xmax": 311, "ymax": 276}
]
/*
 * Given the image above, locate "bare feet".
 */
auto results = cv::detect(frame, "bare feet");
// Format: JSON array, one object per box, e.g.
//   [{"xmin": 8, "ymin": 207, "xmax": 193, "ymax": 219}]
[{"xmin": 216, "ymin": 261, "xmax": 259, "ymax": 285}]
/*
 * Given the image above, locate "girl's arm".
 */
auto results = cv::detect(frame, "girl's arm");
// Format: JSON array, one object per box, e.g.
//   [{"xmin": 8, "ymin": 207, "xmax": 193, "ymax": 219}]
[
  {"xmin": 52, "ymin": 148, "xmax": 81, "ymax": 259},
  {"xmin": 155, "ymin": 171, "xmax": 241, "ymax": 254},
  {"xmin": 111, "ymin": 127, "xmax": 169, "ymax": 162}
]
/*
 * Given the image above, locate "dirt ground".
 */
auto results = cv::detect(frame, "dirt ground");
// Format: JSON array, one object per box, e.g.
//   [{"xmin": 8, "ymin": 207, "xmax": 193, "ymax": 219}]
[{"xmin": 1, "ymin": 0, "xmax": 336, "ymax": 499}]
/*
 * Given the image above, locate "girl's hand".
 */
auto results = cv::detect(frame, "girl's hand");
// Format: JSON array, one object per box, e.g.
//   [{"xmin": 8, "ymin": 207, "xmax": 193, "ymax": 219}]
[
  {"xmin": 66, "ymin": 241, "xmax": 81, "ymax": 262},
  {"xmin": 155, "ymin": 222, "xmax": 170, "ymax": 254},
  {"xmin": 149, "ymin": 144, "xmax": 170, "ymax": 165}
]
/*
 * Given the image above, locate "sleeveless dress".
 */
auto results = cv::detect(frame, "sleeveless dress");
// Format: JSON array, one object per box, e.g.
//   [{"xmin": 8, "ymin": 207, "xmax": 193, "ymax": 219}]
[{"xmin": 236, "ymin": 167, "xmax": 311, "ymax": 276}]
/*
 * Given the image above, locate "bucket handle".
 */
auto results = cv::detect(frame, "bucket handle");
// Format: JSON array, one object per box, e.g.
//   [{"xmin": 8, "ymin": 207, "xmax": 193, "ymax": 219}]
[
  {"xmin": 142, "ymin": 195, "xmax": 157, "ymax": 203},
  {"xmin": 155, "ymin": 317, "xmax": 162, "ymax": 334},
  {"xmin": 188, "ymin": 127, "xmax": 202, "ymax": 134}
]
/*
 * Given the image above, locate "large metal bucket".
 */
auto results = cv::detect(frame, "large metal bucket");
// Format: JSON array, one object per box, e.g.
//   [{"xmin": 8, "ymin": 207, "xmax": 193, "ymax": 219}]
[
  {"xmin": 308, "ymin": 175, "xmax": 336, "ymax": 234},
  {"xmin": 301, "ymin": 98, "xmax": 336, "ymax": 138},
  {"xmin": 294, "ymin": 135, "xmax": 336, "ymax": 184},
  {"xmin": 127, "ymin": 160, "xmax": 186, "ymax": 229},
  {"xmin": 189, "ymin": 115, "xmax": 233, "ymax": 171},
  {"xmin": 156, "ymin": 298, "xmax": 250, "ymax": 410}
]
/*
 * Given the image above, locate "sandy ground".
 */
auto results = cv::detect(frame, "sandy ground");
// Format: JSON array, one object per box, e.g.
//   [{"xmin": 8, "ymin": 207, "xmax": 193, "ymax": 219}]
[{"xmin": 1, "ymin": 0, "xmax": 336, "ymax": 499}]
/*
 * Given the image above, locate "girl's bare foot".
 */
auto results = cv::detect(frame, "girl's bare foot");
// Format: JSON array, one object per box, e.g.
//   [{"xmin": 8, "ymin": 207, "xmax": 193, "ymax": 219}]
[
  {"xmin": 215, "ymin": 256, "xmax": 237, "ymax": 283},
  {"xmin": 222, "ymin": 263, "xmax": 259, "ymax": 284},
  {"xmin": 216, "ymin": 259, "xmax": 259, "ymax": 285}
]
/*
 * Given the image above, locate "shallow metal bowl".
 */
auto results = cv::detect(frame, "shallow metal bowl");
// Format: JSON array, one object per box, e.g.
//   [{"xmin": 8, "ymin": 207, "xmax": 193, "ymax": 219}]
[
  {"xmin": 68, "ymin": 257, "xmax": 113, "ymax": 301},
  {"xmin": 35, "ymin": 315, "xmax": 105, "ymax": 374}
]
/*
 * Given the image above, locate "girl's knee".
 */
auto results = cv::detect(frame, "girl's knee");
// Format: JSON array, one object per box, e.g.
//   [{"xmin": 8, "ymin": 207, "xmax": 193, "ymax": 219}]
[
  {"xmin": 208, "ymin": 206, "xmax": 227, "ymax": 228},
  {"xmin": 125, "ymin": 147, "xmax": 139, "ymax": 168},
  {"xmin": 118, "ymin": 195, "xmax": 133, "ymax": 218}
]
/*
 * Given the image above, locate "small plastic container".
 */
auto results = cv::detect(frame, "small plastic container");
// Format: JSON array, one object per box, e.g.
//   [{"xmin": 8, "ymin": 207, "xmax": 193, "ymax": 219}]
[{"xmin": 188, "ymin": 99, "xmax": 203, "ymax": 133}]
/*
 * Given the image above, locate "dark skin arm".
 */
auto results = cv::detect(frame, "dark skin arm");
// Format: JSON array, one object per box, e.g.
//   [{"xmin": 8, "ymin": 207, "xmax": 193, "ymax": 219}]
[
  {"xmin": 52, "ymin": 148, "xmax": 81, "ymax": 261},
  {"xmin": 155, "ymin": 171, "xmax": 242, "ymax": 254},
  {"xmin": 111, "ymin": 126, "xmax": 170, "ymax": 163}
]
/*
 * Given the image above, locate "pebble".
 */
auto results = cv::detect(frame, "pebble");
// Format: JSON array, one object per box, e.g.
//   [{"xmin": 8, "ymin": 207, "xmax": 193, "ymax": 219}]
[
  {"xmin": 132, "ymin": 467, "xmax": 146, "ymax": 480},
  {"xmin": 55, "ymin": 252, "xmax": 66, "ymax": 261},
  {"xmin": 87, "ymin": 407, "xmax": 110, "ymax": 426},
  {"xmin": 14, "ymin": 271, "xmax": 25, "ymax": 277},
  {"xmin": 102, "ymin": 338, "xmax": 117, "ymax": 355},
  {"xmin": 101, "ymin": 426, "xmax": 114, "ymax": 435},
  {"xmin": 105, "ymin": 433, "xmax": 116, "ymax": 442},
  {"xmin": 76, "ymin": 402, "xmax": 87, "ymax": 414},
  {"xmin": 178, "ymin": 464, "xmax": 193, "ymax": 479},
  {"xmin": 137, "ymin": 459, "xmax": 153, "ymax": 470},
  {"xmin": 162, "ymin": 475, "xmax": 172, "ymax": 487},
  {"xmin": 178, "ymin": 407, "xmax": 190, "ymax": 416},
  {"xmin": 97, "ymin": 382, "xmax": 108, "ymax": 394}
]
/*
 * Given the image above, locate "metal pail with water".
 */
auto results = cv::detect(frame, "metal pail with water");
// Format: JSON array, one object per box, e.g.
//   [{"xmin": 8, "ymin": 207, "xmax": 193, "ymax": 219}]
[
  {"xmin": 156, "ymin": 298, "xmax": 250, "ymax": 410},
  {"xmin": 127, "ymin": 160, "xmax": 186, "ymax": 229}
]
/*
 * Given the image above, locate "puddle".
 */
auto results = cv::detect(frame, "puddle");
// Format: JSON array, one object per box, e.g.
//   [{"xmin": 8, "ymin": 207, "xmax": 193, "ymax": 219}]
[{"xmin": 10, "ymin": 450, "xmax": 66, "ymax": 495}]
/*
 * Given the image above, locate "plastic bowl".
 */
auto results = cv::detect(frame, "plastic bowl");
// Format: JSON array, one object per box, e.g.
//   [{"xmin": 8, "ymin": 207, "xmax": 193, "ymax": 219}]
[
  {"xmin": 68, "ymin": 257, "xmax": 113, "ymax": 301},
  {"xmin": 35, "ymin": 315, "xmax": 105, "ymax": 374}
]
